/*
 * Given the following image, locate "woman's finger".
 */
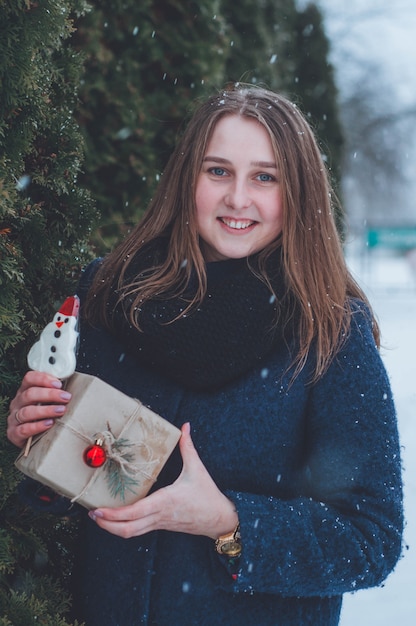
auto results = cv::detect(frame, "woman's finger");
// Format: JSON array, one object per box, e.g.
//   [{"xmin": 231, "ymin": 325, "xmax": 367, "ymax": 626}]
[{"xmin": 18, "ymin": 370, "xmax": 63, "ymax": 392}]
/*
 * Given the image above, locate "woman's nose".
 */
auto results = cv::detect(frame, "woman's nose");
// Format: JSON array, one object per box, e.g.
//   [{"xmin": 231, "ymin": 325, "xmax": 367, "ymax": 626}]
[{"xmin": 224, "ymin": 179, "xmax": 251, "ymax": 210}]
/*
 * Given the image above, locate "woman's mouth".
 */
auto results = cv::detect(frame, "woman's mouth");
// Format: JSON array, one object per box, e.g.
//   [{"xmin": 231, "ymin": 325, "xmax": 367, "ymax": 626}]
[{"xmin": 219, "ymin": 217, "xmax": 256, "ymax": 230}]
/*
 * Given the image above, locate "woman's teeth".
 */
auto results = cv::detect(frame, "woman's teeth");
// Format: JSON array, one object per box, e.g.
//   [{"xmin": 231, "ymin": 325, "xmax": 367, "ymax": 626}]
[{"xmin": 221, "ymin": 218, "xmax": 254, "ymax": 230}]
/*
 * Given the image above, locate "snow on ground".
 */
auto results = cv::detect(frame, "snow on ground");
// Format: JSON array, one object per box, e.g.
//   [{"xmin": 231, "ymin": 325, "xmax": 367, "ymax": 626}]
[{"xmin": 340, "ymin": 242, "xmax": 416, "ymax": 625}]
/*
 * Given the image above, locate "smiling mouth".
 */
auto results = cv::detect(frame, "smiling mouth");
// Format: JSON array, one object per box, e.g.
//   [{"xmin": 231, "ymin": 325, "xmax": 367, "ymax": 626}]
[{"xmin": 219, "ymin": 217, "xmax": 256, "ymax": 230}]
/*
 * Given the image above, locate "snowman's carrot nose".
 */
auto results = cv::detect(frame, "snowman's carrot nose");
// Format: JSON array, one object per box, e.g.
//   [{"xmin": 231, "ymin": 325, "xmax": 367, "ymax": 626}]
[{"xmin": 55, "ymin": 321, "xmax": 64, "ymax": 328}]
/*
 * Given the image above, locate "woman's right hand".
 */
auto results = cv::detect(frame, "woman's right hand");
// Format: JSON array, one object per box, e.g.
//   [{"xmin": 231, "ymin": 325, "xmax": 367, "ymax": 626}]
[{"xmin": 7, "ymin": 371, "xmax": 72, "ymax": 448}]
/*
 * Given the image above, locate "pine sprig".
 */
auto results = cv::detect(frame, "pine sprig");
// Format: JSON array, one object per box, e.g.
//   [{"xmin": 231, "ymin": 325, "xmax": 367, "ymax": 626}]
[{"xmin": 104, "ymin": 438, "xmax": 141, "ymax": 502}]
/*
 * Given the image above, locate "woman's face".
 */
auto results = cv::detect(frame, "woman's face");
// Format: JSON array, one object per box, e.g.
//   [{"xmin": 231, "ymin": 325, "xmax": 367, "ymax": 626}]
[{"xmin": 195, "ymin": 114, "xmax": 283, "ymax": 262}]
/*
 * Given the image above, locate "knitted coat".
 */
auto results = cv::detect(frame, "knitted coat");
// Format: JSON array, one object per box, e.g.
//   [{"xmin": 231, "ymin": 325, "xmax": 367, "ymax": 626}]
[{"xmin": 66, "ymin": 263, "xmax": 403, "ymax": 626}]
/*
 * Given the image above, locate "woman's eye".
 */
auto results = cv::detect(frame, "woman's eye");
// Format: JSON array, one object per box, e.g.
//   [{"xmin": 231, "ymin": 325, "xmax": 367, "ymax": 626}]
[
  {"xmin": 257, "ymin": 173, "xmax": 274, "ymax": 182},
  {"xmin": 210, "ymin": 167, "xmax": 227, "ymax": 177}
]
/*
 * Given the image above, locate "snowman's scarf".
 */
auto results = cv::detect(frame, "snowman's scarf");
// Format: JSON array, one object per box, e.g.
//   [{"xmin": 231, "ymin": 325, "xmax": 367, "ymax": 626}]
[{"xmin": 110, "ymin": 244, "xmax": 292, "ymax": 391}]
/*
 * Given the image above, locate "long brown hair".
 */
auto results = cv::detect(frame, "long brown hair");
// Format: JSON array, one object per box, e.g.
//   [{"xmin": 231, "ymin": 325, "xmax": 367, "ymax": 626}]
[{"xmin": 86, "ymin": 84, "xmax": 379, "ymax": 381}]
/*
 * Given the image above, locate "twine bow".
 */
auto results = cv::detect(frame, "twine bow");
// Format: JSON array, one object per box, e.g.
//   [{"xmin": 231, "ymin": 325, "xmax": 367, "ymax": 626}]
[{"xmin": 50, "ymin": 405, "xmax": 160, "ymax": 504}]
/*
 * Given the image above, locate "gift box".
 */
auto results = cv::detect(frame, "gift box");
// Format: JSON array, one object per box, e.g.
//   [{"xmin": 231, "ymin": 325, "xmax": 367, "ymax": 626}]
[{"xmin": 15, "ymin": 372, "xmax": 181, "ymax": 509}]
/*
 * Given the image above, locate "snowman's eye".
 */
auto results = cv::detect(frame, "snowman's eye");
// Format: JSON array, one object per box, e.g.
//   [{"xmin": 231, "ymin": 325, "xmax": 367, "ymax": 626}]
[
  {"xmin": 57, "ymin": 316, "xmax": 62, "ymax": 321},
  {"xmin": 64, "ymin": 318, "xmax": 69, "ymax": 323}
]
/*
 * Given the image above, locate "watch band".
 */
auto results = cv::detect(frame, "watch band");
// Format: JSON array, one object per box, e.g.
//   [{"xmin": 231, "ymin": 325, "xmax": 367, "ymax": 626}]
[{"xmin": 215, "ymin": 523, "xmax": 242, "ymax": 557}]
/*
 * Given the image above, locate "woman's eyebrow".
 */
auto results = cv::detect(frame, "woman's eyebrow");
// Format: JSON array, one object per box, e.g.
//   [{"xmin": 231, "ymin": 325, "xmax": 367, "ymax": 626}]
[
  {"xmin": 251, "ymin": 160, "xmax": 277, "ymax": 169},
  {"xmin": 202, "ymin": 156, "xmax": 230, "ymax": 164}
]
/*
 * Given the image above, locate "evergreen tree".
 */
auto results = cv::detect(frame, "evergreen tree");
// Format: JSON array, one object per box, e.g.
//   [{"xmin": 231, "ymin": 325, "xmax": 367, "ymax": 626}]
[{"xmin": 0, "ymin": 1, "xmax": 95, "ymax": 623}]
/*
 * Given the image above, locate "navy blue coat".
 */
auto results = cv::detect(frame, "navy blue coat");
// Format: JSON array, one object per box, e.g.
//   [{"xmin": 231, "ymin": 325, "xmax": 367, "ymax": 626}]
[{"xmin": 69, "ymin": 267, "xmax": 403, "ymax": 625}]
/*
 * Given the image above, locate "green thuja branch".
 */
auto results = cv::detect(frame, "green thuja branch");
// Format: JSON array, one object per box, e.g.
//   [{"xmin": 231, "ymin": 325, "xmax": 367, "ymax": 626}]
[{"xmin": 104, "ymin": 438, "xmax": 140, "ymax": 502}]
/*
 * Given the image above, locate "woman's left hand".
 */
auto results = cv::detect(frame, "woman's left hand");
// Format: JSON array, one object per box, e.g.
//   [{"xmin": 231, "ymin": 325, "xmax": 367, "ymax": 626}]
[{"xmin": 88, "ymin": 422, "xmax": 238, "ymax": 540}]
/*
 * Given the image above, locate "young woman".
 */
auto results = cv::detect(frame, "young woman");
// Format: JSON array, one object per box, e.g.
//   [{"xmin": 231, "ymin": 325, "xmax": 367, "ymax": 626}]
[{"xmin": 7, "ymin": 85, "xmax": 403, "ymax": 625}]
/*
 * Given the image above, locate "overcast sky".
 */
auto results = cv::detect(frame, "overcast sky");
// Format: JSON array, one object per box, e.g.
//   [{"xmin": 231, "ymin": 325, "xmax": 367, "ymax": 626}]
[{"xmin": 310, "ymin": 0, "xmax": 416, "ymax": 106}]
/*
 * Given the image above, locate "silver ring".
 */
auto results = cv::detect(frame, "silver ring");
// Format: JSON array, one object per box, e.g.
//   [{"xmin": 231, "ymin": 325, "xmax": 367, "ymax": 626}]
[{"xmin": 14, "ymin": 410, "xmax": 23, "ymax": 425}]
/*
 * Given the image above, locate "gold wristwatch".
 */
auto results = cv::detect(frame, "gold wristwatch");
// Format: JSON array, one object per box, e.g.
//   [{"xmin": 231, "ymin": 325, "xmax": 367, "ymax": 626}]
[{"xmin": 215, "ymin": 523, "xmax": 242, "ymax": 557}]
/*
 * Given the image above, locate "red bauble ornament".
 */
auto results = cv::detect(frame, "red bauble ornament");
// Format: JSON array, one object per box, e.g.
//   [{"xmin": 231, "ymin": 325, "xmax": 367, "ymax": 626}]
[{"xmin": 83, "ymin": 440, "xmax": 106, "ymax": 468}]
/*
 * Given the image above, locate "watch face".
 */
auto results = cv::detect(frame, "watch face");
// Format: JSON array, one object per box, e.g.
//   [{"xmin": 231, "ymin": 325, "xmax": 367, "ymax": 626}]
[{"xmin": 220, "ymin": 540, "xmax": 242, "ymax": 557}]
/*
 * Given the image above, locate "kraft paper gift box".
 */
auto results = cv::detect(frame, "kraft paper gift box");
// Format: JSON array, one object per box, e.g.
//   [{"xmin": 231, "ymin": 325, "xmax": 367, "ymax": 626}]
[{"xmin": 15, "ymin": 372, "xmax": 181, "ymax": 509}]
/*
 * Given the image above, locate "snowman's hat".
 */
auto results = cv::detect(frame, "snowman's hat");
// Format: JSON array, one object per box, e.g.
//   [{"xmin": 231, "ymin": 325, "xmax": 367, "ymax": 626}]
[{"xmin": 58, "ymin": 295, "xmax": 80, "ymax": 318}]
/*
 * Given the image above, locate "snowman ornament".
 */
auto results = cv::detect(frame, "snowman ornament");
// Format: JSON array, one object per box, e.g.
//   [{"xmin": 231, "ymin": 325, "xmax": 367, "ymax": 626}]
[{"xmin": 27, "ymin": 295, "xmax": 80, "ymax": 379}]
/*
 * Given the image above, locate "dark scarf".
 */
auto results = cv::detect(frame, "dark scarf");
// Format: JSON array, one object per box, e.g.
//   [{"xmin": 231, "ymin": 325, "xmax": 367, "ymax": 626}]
[{"xmin": 110, "ymin": 242, "xmax": 293, "ymax": 391}]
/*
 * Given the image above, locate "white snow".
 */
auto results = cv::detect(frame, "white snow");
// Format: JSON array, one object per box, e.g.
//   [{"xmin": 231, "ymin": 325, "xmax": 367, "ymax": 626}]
[{"xmin": 340, "ymin": 242, "xmax": 416, "ymax": 625}]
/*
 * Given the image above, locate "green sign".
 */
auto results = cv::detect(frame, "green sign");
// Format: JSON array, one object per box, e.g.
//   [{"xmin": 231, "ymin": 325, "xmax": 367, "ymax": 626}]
[{"xmin": 367, "ymin": 228, "xmax": 416, "ymax": 249}]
